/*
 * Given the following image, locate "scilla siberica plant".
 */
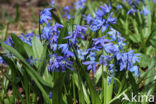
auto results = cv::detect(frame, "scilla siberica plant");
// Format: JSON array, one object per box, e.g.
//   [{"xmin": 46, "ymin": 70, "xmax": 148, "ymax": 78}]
[{"xmin": 0, "ymin": 0, "xmax": 147, "ymax": 104}]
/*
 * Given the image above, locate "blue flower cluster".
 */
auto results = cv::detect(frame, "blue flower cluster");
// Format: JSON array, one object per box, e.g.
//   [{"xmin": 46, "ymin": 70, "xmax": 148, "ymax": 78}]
[
  {"xmin": 48, "ymin": 54, "xmax": 73, "ymax": 72},
  {"xmin": 81, "ymin": 29, "xmax": 140, "ymax": 78},
  {"xmin": 82, "ymin": 3, "xmax": 140, "ymax": 78},
  {"xmin": 1, "ymin": 0, "xmax": 141, "ymax": 79},
  {"xmin": 84, "ymin": 4, "xmax": 116, "ymax": 33},
  {"xmin": 123, "ymin": 0, "xmax": 151, "ymax": 16}
]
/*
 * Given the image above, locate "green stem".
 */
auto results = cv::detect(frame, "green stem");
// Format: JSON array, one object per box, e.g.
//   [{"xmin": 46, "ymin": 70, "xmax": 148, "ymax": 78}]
[{"xmin": 73, "ymin": 78, "xmax": 76, "ymax": 104}]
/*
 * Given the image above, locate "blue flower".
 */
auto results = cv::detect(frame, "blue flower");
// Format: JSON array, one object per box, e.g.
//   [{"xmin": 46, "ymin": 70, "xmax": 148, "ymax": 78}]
[
  {"xmin": 89, "ymin": 12, "xmax": 116, "ymax": 33},
  {"xmin": 90, "ymin": 19, "xmax": 105, "ymax": 32},
  {"xmin": 83, "ymin": 61, "xmax": 97, "ymax": 72},
  {"xmin": 86, "ymin": 50, "xmax": 96, "ymax": 61},
  {"xmin": 63, "ymin": 6, "xmax": 74, "ymax": 20},
  {"xmin": 83, "ymin": 14, "xmax": 94, "ymax": 25},
  {"xmin": 48, "ymin": 54, "xmax": 73, "ymax": 72},
  {"xmin": 93, "ymin": 36, "xmax": 111, "ymax": 47},
  {"xmin": 108, "ymin": 76, "xmax": 113, "ymax": 84},
  {"xmin": 63, "ymin": 13, "xmax": 74, "ymax": 20},
  {"xmin": 107, "ymin": 12, "xmax": 117, "ymax": 24},
  {"xmin": 103, "ymin": 43, "xmax": 115, "ymax": 53},
  {"xmin": 19, "ymin": 33, "xmax": 35, "ymax": 46},
  {"xmin": 59, "ymin": 58, "xmax": 73, "ymax": 71},
  {"xmin": 127, "ymin": 8, "xmax": 138, "ymax": 15},
  {"xmin": 0, "ymin": 56, "xmax": 3, "ymax": 64},
  {"xmin": 115, "ymin": 50, "xmax": 140, "ymax": 76},
  {"xmin": 58, "ymin": 44, "xmax": 75, "ymax": 57},
  {"xmin": 103, "ymin": 3, "xmax": 112, "ymax": 14},
  {"xmin": 48, "ymin": 54, "xmax": 61, "ymax": 72},
  {"xmin": 52, "ymin": 23, "xmax": 64, "ymax": 33},
  {"xmin": 26, "ymin": 56, "xmax": 38, "ymax": 66},
  {"xmin": 92, "ymin": 36, "xmax": 115, "ymax": 53},
  {"xmin": 74, "ymin": 0, "xmax": 86, "ymax": 9},
  {"xmin": 4, "ymin": 37, "xmax": 13, "ymax": 46},
  {"xmin": 42, "ymin": 23, "xmax": 52, "ymax": 40},
  {"xmin": 116, "ymin": 5, "xmax": 122, "ymax": 11},
  {"xmin": 64, "ymin": 25, "xmax": 87, "ymax": 45},
  {"xmin": 127, "ymin": 50, "xmax": 141, "ymax": 64},
  {"xmin": 50, "ymin": 0, "xmax": 55, "ymax": 6},
  {"xmin": 50, "ymin": 44, "xmax": 57, "ymax": 51},
  {"xmin": 40, "ymin": 8, "xmax": 52, "ymax": 25},
  {"xmin": 49, "ymin": 92, "xmax": 52, "ymax": 99},
  {"xmin": 99, "ymin": 55, "xmax": 111, "ymax": 66},
  {"xmin": 95, "ymin": 3, "xmax": 112, "ymax": 17},
  {"xmin": 140, "ymin": 6, "xmax": 150, "ymax": 16},
  {"xmin": 77, "ymin": 49, "xmax": 88, "ymax": 60},
  {"xmin": 129, "ymin": 66, "xmax": 139, "ymax": 77},
  {"xmin": 50, "ymin": 35, "xmax": 58, "ymax": 44}
]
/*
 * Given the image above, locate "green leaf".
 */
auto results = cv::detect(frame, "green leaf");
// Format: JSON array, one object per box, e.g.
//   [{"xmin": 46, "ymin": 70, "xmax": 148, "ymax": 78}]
[
  {"xmin": 32, "ymin": 36, "xmax": 43, "ymax": 59},
  {"xmin": 129, "ymin": 34, "xmax": 141, "ymax": 43},
  {"xmin": 94, "ymin": 65, "xmax": 102, "ymax": 84},
  {"xmin": 23, "ymin": 43, "xmax": 33, "ymax": 58},
  {"xmin": 149, "ymin": 39, "xmax": 156, "ymax": 48},
  {"xmin": 11, "ymin": 33, "xmax": 28, "ymax": 58},
  {"xmin": 1, "ymin": 43, "xmax": 52, "ymax": 102},
  {"xmin": 138, "ymin": 54, "xmax": 151, "ymax": 68},
  {"xmin": 52, "ymin": 72, "xmax": 65, "ymax": 104},
  {"xmin": 38, "ymin": 46, "xmax": 48, "ymax": 74}
]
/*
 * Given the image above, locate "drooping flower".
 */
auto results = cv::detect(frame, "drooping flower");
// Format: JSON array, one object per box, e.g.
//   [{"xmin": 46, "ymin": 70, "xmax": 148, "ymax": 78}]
[
  {"xmin": 83, "ymin": 14, "xmax": 94, "ymax": 25},
  {"xmin": 89, "ymin": 19, "xmax": 105, "ymax": 32},
  {"xmin": 83, "ymin": 60, "xmax": 97, "ymax": 72},
  {"xmin": 99, "ymin": 55, "xmax": 111, "ymax": 66},
  {"xmin": 92, "ymin": 36, "xmax": 115, "ymax": 53},
  {"xmin": 52, "ymin": 23, "xmax": 64, "ymax": 33},
  {"xmin": 129, "ymin": 66, "xmax": 139, "ymax": 77},
  {"xmin": 40, "ymin": 8, "xmax": 52, "ymax": 25},
  {"xmin": 64, "ymin": 25, "xmax": 87, "ymax": 46},
  {"xmin": 115, "ymin": 50, "xmax": 140, "ymax": 76},
  {"xmin": 58, "ymin": 44, "xmax": 75, "ymax": 57},
  {"xmin": 95, "ymin": 3, "xmax": 112, "ymax": 17},
  {"xmin": 59, "ymin": 58, "xmax": 73, "ymax": 71},
  {"xmin": 127, "ymin": 8, "xmax": 138, "ymax": 15},
  {"xmin": 48, "ymin": 54, "xmax": 62, "ymax": 72},
  {"xmin": 41, "ymin": 23, "xmax": 53, "ymax": 40}
]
